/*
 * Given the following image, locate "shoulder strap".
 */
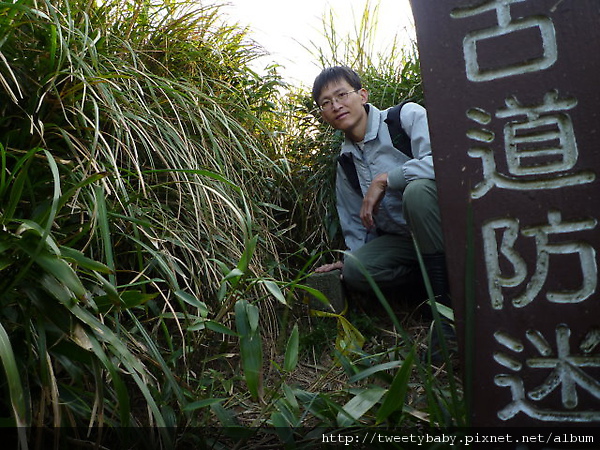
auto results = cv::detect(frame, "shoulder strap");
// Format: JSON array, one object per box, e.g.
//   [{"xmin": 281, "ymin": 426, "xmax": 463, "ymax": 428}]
[
  {"xmin": 337, "ymin": 153, "xmax": 362, "ymax": 197},
  {"xmin": 384, "ymin": 101, "xmax": 412, "ymax": 158}
]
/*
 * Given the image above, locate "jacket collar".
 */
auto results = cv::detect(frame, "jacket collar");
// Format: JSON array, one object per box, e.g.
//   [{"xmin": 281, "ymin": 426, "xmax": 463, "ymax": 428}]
[{"xmin": 340, "ymin": 103, "xmax": 382, "ymax": 155}]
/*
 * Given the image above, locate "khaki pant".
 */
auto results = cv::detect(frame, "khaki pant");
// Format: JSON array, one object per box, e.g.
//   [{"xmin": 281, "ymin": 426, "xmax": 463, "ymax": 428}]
[{"xmin": 342, "ymin": 179, "xmax": 444, "ymax": 293}]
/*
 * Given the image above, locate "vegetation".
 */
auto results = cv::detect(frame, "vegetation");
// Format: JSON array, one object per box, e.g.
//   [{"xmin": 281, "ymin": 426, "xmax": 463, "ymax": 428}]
[{"xmin": 0, "ymin": 0, "xmax": 464, "ymax": 448}]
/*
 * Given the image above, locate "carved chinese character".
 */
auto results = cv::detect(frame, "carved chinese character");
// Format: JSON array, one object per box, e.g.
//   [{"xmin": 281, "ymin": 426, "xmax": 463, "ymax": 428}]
[
  {"xmin": 494, "ymin": 325, "xmax": 600, "ymax": 422},
  {"xmin": 451, "ymin": 0, "xmax": 558, "ymax": 81},
  {"xmin": 483, "ymin": 211, "xmax": 597, "ymax": 310},
  {"xmin": 468, "ymin": 90, "xmax": 595, "ymax": 199}
]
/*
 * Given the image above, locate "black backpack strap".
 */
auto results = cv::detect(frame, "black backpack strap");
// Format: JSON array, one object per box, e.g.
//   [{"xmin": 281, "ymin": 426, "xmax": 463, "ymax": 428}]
[
  {"xmin": 337, "ymin": 153, "xmax": 362, "ymax": 197},
  {"xmin": 384, "ymin": 102, "xmax": 412, "ymax": 158}
]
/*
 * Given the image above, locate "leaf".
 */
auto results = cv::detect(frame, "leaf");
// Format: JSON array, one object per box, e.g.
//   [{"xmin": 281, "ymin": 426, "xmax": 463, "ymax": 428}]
[
  {"xmin": 270, "ymin": 411, "xmax": 288, "ymax": 428},
  {"xmin": 260, "ymin": 279, "xmax": 287, "ymax": 305},
  {"xmin": 94, "ymin": 185, "xmax": 115, "ymax": 281},
  {"xmin": 246, "ymin": 302, "xmax": 260, "ymax": 332},
  {"xmin": 273, "ymin": 398, "xmax": 299, "ymax": 427},
  {"xmin": 283, "ymin": 323, "xmax": 299, "ymax": 372},
  {"xmin": 235, "ymin": 299, "xmax": 263, "ymax": 400},
  {"xmin": 336, "ymin": 315, "xmax": 365, "ymax": 354},
  {"xmin": 224, "ymin": 268, "xmax": 244, "ymax": 281},
  {"xmin": 187, "ymin": 320, "xmax": 206, "ymax": 332},
  {"xmin": 348, "ymin": 360, "xmax": 403, "ymax": 383},
  {"xmin": 119, "ymin": 290, "xmax": 157, "ymax": 309},
  {"xmin": 0, "ymin": 322, "xmax": 26, "ymax": 428},
  {"xmin": 337, "ymin": 387, "xmax": 386, "ymax": 427},
  {"xmin": 183, "ymin": 398, "xmax": 226, "ymax": 412},
  {"xmin": 4, "ymin": 147, "xmax": 39, "ymax": 222},
  {"xmin": 282, "ymin": 384, "xmax": 299, "ymax": 415},
  {"xmin": 30, "ymin": 250, "xmax": 86, "ymax": 300},
  {"xmin": 16, "ymin": 220, "xmax": 60, "ymax": 254},
  {"xmin": 174, "ymin": 290, "xmax": 209, "ymax": 317},
  {"xmin": 293, "ymin": 388, "xmax": 341, "ymax": 422},
  {"xmin": 210, "ymin": 402, "xmax": 238, "ymax": 427},
  {"xmin": 299, "ymin": 284, "xmax": 333, "ymax": 310},
  {"xmin": 60, "ymin": 246, "xmax": 113, "ymax": 274},
  {"xmin": 271, "ymin": 411, "xmax": 294, "ymax": 444},
  {"xmin": 237, "ymin": 235, "xmax": 257, "ymax": 275},
  {"xmin": 204, "ymin": 320, "xmax": 237, "ymax": 336},
  {"xmin": 376, "ymin": 350, "xmax": 415, "ymax": 424},
  {"xmin": 436, "ymin": 302, "xmax": 454, "ymax": 321}
]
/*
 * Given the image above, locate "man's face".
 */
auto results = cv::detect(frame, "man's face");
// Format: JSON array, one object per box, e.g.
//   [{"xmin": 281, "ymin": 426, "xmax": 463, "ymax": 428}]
[{"xmin": 318, "ymin": 80, "xmax": 368, "ymax": 134}]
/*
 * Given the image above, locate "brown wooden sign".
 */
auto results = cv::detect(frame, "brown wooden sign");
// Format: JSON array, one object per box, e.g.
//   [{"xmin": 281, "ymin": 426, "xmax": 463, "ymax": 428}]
[{"xmin": 411, "ymin": 0, "xmax": 600, "ymax": 426}]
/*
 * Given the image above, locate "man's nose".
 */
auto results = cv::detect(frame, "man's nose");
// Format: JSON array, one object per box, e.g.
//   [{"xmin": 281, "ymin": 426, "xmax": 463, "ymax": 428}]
[{"xmin": 331, "ymin": 98, "xmax": 344, "ymax": 109}]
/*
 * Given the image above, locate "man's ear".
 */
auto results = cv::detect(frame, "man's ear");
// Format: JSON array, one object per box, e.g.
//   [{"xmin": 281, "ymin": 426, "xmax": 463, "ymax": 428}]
[{"xmin": 359, "ymin": 88, "xmax": 369, "ymax": 104}]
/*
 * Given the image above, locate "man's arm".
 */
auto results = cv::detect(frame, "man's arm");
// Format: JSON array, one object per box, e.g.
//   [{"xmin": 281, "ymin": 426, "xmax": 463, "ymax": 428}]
[{"xmin": 387, "ymin": 102, "xmax": 435, "ymax": 191}]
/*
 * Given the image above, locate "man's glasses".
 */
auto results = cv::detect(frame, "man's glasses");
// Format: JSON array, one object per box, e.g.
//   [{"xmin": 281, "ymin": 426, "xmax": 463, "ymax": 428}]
[{"xmin": 318, "ymin": 89, "xmax": 359, "ymax": 111}]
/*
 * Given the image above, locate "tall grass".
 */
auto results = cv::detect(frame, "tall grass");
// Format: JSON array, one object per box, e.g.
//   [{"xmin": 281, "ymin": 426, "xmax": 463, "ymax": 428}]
[{"xmin": 0, "ymin": 0, "xmax": 293, "ymax": 444}]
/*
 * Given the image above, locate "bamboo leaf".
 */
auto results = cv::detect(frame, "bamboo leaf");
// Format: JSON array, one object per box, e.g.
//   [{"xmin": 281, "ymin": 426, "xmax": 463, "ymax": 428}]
[
  {"xmin": 183, "ymin": 398, "xmax": 227, "ymax": 412},
  {"xmin": 273, "ymin": 398, "xmax": 299, "ymax": 427},
  {"xmin": 204, "ymin": 320, "xmax": 237, "ymax": 336},
  {"xmin": 348, "ymin": 360, "xmax": 403, "ymax": 383},
  {"xmin": 260, "ymin": 279, "xmax": 287, "ymax": 305},
  {"xmin": 336, "ymin": 315, "xmax": 365, "ymax": 354},
  {"xmin": 235, "ymin": 299, "xmax": 263, "ymax": 400},
  {"xmin": 174, "ymin": 290, "xmax": 209, "ymax": 317},
  {"xmin": 60, "ymin": 246, "xmax": 113, "ymax": 274},
  {"xmin": 337, "ymin": 387, "xmax": 386, "ymax": 427},
  {"xmin": 22, "ymin": 244, "xmax": 86, "ymax": 300},
  {"xmin": 0, "ymin": 322, "xmax": 26, "ymax": 428},
  {"xmin": 297, "ymin": 284, "xmax": 333, "ymax": 310},
  {"xmin": 210, "ymin": 402, "xmax": 238, "ymax": 427},
  {"xmin": 271, "ymin": 411, "xmax": 295, "ymax": 444},
  {"xmin": 283, "ymin": 323, "xmax": 299, "ymax": 372},
  {"xmin": 94, "ymin": 291, "xmax": 156, "ymax": 313},
  {"xmin": 246, "ymin": 301, "xmax": 259, "ymax": 332},
  {"xmin": 376, "ymin": 350, "xmax": 415, "ymax": 424},
  {"xmin": 237, "ymin": 235, "xmax": 258, "ymax": 274}
]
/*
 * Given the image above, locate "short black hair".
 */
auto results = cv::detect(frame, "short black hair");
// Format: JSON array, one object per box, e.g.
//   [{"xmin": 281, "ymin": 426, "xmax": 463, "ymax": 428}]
[{"xmin": 312, "ymin": 66, "xmax": 362, "ymax": 105}]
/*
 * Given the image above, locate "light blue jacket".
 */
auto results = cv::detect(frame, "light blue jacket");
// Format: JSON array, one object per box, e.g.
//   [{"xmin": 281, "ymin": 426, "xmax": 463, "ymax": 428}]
[{"xmin": 336, "ymin": 102, "xmax": 435, "ymax": 252}]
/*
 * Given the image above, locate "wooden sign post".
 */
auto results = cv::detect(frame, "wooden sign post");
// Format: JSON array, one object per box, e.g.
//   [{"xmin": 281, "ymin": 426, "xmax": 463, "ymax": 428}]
[{"xmin": 411, "ymin": 0, "xmax": 600, "ymax": 426}]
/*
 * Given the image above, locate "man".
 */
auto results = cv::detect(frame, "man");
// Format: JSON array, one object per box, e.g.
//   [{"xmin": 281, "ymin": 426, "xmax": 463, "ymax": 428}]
[{"xmin": 312, "ymin": 66, "xmax": 451, "ymax": 329}]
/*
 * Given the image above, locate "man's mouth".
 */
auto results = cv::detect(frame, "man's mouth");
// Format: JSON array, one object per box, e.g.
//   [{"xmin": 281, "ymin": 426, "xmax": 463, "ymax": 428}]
[{"xmin": 335, "ymin": 112, "xmax": 349, "ymax": 121}]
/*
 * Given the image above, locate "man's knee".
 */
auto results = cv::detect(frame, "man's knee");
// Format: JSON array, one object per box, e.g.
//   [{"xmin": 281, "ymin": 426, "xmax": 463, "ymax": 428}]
[
  {"xmin": 342, "ymin": 256, "xmax": 369, "ymax": 292},
  {"xmin": 403, "ymin": 179, "xmax": 445, "ymax": 254},
  {"xmin": 403, "ymin": 179, "xmax": 438, "ymax": 213}
]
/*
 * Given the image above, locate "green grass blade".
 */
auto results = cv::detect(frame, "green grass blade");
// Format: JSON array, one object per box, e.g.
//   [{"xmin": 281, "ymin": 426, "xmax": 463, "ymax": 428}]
[
  {"xmin": 376, "ymin": 349, "xmax": 415, "ymax": 424},
  {"xmin": 0, "ymin": 322, "xmax": 27, "ymax": 428},
  {"xmin": 94, "ymin": 185, "xmax": 116, "ymax": 285},
  {"xmin": 283, "ymin": 323, "xmax": 299, "ymax": 372},
  {"xmin": 2, "ymin": 148, "xmax": 39, "ymax": 223},
  {"xmin": 348, "ymin": 360, "xmax": 403, "ymax": 383},
  {"xmin": 336, "ymin": 386, "xmax": 386, "ymax": 427}
]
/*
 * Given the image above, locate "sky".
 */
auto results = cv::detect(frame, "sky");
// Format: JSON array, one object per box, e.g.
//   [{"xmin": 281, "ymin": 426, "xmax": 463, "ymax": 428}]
[{"xmin": 218, "ymin": 0, "xmax": 415, "ymax": 87}]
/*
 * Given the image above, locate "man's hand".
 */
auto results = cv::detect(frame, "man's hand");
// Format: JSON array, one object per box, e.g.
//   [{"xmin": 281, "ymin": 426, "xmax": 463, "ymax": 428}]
[
  {"xmin": 314, "ymin": 261, "xmax": 344, "ymax": 273},
  {"xmin": 360, "ymin": 172, "xmax": 388, "ymax": 230}
]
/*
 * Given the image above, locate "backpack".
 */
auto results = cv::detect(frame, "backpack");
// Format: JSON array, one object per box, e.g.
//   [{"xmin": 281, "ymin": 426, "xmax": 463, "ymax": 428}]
[{"xmin": 337, "ymin": 102, "xmax": 412, "ymax": 197}]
